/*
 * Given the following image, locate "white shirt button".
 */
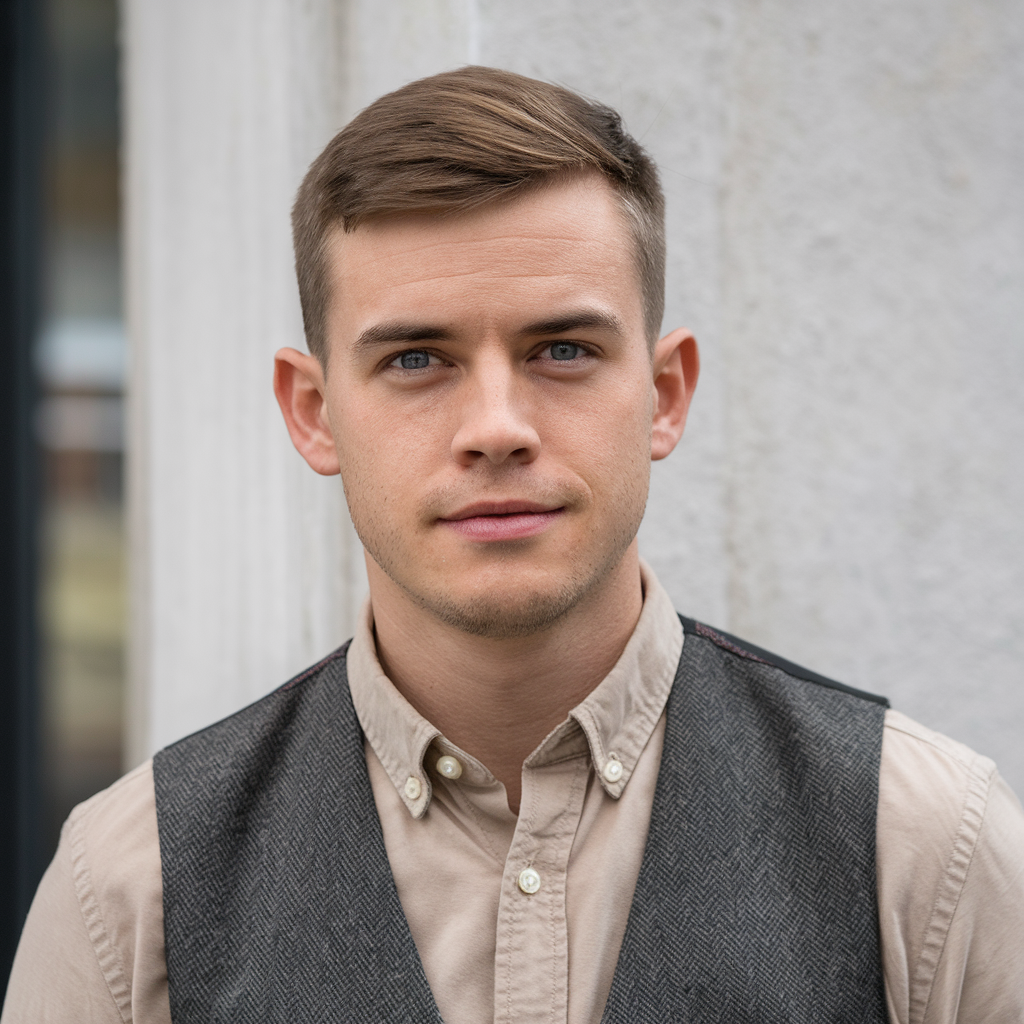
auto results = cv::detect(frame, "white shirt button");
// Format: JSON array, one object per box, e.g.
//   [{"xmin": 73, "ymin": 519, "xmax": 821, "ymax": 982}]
[
  {"xmin": 404, "ymin": 776, "xmax": 422, "ymax": 800},
  {"xmin": 436, "ymin": 755, "xmax": 463, "ymax": 780},
  {"xmin": 517, "ymin": 867, "xmax": 542, "ymax": 895},
  {"xmin": 602, "ymin": 755, "xmax": 624, "ymax": 783}
]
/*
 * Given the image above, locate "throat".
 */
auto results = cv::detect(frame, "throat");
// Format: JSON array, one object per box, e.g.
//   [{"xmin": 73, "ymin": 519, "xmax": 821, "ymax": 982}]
[{"xmin": 367, "ymin": 548, "xmax": 645, "ymax": 806}]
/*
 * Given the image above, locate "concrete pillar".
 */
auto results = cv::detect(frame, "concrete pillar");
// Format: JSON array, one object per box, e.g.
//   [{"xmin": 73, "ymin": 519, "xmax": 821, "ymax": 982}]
[
  {"xmin": 123, "ymin": 0, "xmax": 361, "ymax": 761},
  {"xmin": 125, "ymin": 0, "xmax": 1024, "ymax": 792}
]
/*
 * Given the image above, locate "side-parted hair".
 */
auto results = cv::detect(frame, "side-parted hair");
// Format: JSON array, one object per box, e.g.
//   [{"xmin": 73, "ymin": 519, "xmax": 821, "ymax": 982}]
[{"xmin": 292, "ymin": 66, "xmax": 666, "ymax": 363}]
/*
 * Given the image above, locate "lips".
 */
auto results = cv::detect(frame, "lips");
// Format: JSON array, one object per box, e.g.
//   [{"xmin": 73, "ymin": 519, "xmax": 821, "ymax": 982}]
[{"xmin": 439, "ymin": 500, "xmax": 565, "ymax": 542}]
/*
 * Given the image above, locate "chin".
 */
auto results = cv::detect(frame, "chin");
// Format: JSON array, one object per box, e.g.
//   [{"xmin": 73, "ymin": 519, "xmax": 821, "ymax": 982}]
[
  {"xmin": 405, "ymin": 552, "xmax": 618, "ymax": 639},
  {"xmin": 412, "ymin": 580, "xmax": 583, "ymax": 639}
]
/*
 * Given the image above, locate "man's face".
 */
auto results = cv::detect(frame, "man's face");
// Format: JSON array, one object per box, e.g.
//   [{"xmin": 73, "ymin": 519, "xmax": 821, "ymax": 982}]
[{"xmin": 318, "ymin": 174, "xmax": 669, "ymax": 638}]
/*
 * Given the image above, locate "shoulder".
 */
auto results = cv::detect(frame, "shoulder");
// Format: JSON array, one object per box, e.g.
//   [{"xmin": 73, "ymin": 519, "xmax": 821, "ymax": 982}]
[
  {"xmin": 679, "ymin": 616, "xmax": 889, "ymax": 707},
  {"xmin": 156, "ymin": 643, "xmax": 351, "ymax": 776},
  {"xmin": 69, "ymin": 756, "xmax": 159, "ymax": 846},
  {"xmin": 877, "ymin": 709, "xmax": 1003, "ymax": 884},
  {"xmin": 152, "ymin": 643, "xmax": 362, "ymax": 860},
  {"xmin": 877, "ymin": 710, "xmax": 1024, "ymax": 1021},
  {"xmin": 878, "ymin": 705, "xmax": 1022, "ymax": 884},
  {"xmin": 880, "ymin": 708, "xmax": 997, "ymax": 818},
  {"xmin": 65, "ymin": 760, "xmax": 165, "ymax": 963},
  {"xmin": 4, "ymin": 761, "xmax": 170, "ymax": 1024}
]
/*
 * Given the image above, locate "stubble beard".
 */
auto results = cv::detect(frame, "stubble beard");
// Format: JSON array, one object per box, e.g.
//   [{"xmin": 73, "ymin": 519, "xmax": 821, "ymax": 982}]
[{"xmin": 346, "ymin": 486, "xmax": 648, "ymax": 641}]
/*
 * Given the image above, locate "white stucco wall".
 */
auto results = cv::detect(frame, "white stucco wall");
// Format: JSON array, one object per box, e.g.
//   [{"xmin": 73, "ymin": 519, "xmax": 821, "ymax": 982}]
[{"xmin": 125, "ymin": 0, "xmax": 1024, "ymax": 792}]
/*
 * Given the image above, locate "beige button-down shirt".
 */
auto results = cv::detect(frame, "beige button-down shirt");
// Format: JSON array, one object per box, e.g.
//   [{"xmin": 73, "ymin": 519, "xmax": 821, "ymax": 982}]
[
  {"xmin": 5, "ymin": 565, "xmax": 1024, "ymax": 1023},
  {"xmin": 348, "ymin": 562, "xmax": 683, "ymax": 1024}
]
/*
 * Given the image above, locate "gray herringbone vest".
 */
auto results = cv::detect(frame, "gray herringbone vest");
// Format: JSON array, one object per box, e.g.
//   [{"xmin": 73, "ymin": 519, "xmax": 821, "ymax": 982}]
[{"xmin": 153, "ymin": 617, "xmax": 889, "ymax": 1023}]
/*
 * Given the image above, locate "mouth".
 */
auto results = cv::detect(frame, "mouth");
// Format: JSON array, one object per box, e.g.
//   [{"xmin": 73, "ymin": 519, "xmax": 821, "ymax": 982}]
[{"xmin": 438, "ymin": 500, "xmax": 566, "ymax": 542}]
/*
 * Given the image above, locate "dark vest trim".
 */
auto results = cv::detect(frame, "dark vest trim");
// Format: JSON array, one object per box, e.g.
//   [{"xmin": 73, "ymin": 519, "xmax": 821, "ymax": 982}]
[{"xmin": 679, "ymin": 615, "xmax": 890, "ymax": 707}]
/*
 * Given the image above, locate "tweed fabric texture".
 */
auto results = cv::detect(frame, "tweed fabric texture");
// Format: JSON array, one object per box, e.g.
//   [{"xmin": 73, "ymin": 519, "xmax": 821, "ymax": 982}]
[
  {"xmin": 601, "ymin": 618, "xmax": 889, "ymax": 1023},
  {"xmin": 153, "ymin": 644, "xmax": 443, "ymax": 1024},
  {"xmin": 154, "ymin": 620, "xmax": 888, "ymax": 1023}
]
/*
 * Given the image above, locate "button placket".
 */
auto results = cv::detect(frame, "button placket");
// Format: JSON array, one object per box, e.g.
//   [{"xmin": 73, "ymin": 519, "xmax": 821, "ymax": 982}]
[{"xmin": 493, "ymin": 751, "xmax": 590, "ymax": 1024}]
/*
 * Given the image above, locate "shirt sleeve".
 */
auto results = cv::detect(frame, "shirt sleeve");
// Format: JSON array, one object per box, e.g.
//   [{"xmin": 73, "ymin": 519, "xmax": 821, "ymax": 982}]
[
  {"xmin": 1, "ymin": 761, "xmax": 170, "ymax": 1024},
  {"xmin": 926, "ymin": 771, "xmax": 1024, "ymax": 1023},
  {"xmin": 877, "ymin": 710, "xmax": 1024, "ymax": 1024},
  {"xmin": 1, "ymin": 821, "xmax": 126, "ymax": 1024}
]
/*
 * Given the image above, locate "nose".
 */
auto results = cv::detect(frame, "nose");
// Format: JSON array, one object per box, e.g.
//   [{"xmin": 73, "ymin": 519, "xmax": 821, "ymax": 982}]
[{"xmin": 450, "ymin": 358, "xmax": 540, "ymax": 467}]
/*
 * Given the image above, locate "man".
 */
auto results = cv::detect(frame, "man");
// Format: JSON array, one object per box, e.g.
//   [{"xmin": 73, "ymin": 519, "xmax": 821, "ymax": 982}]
[{"xmin": 4, "ymin": 67, "xmax": 1023, "ymax": 1024}]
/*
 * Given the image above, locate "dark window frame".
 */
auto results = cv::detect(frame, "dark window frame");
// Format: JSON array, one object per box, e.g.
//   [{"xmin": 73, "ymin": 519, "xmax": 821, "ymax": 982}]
[{"xmin": 0, "ymin": 0, "xmax": 44, "ymax": 994}]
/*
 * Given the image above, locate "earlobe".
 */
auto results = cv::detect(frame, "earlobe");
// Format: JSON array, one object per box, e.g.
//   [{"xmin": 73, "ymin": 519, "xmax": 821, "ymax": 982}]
[
  {"xmin": 273, "ymin": 348, "xmax": 342, "ymax": 476},
  {"xmin": 650, "ymin": 329, "xmax": 699, "ymax": 462}
]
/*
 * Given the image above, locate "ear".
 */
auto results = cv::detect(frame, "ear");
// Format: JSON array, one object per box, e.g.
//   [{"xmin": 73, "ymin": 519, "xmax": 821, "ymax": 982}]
[
  {"xmin": 650, "ymin": 328, "xmax": 699, "ymax": 461},
  {"xmin": 273, "ymin": 347, "xmax": 341, "ymax": 475}
]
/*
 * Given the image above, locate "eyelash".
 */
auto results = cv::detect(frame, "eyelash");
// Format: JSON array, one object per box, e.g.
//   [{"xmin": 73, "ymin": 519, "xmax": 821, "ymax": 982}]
[
  {"xmin": 385, "ymin": 341, "xmax": 595, "ymax": 372},
  {"xmin": 539, "ymin": 342, "xmax": 587, "ymax": 362},
  {"xmin": 388, "ymin": 350, "xmax": 442, "ymax": 371}
]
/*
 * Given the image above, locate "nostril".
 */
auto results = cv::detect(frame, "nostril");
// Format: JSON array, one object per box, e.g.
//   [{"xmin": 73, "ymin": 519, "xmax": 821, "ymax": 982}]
[{"xmin": 450, "ymin": 415, "xmax": 541, "ymax": 466}]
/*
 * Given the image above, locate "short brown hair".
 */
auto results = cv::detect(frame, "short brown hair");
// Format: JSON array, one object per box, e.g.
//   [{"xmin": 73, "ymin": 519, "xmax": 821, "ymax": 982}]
[{"xmin": 292, "ymin": 66, "xmax": 665, "ymax": 362}]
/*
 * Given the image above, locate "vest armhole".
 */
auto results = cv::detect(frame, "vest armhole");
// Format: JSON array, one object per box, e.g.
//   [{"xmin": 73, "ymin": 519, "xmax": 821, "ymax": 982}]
[{"xmin": 679, "ymin": 615, "xmax": 890, "ymax": 708}]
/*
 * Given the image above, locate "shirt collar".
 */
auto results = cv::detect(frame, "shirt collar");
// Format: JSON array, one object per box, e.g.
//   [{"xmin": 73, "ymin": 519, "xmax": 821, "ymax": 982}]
[
  {"xmin": 347, "ymin": 559, "xmax": 683, "ymax": 818},
  {"xmin": 565, "ymin": 562, "xmax": 682, "ymax": 798},
  {"xmin": 347, "ymin": 615, "xmax": 440, "ymax": 816}
]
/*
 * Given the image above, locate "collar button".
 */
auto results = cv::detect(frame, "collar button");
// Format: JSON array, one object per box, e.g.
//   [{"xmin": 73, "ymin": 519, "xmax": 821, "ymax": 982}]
[
  {"xmin": 602, "ymin": 755, "xmax": 624, "ymax": 783},
  {"xmin": 436, "ymin": 754, "xmax": 463, "ymax": 780}
]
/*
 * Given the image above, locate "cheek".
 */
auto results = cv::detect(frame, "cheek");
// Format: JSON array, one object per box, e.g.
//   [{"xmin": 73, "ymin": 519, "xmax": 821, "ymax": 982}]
[
  {"xmin": 330, "ymin": 400, "xmax": 392, "ymax": 502},
  {"xmin": 332, "ymin": 396, "xmax": 446, "ymax": 512},
  {"xmin": 540, "ymin": 385, "xmax": 651, "ymax": 524},
  {"xmin": 561, "ymin": 379, "xmax": 652, "ymax": 466}
]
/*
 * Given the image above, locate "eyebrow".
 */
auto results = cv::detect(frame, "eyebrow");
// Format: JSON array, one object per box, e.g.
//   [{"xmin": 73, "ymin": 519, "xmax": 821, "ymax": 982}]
[
  {"xmin": 355, "ymin": 320, "xmax": 455, "ymax": 348},
  {"xmin": 353, "ymin": 308, "xmax": 625, "ymax": 349},
  {"xmin": 519, "ymin": 309, "xmax": 625, "ymax": 337}
]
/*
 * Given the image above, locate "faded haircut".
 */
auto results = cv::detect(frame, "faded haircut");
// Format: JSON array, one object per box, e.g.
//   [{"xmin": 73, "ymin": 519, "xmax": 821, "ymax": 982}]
[{"xmin": 292, "ymin": 66, "xmax": 666, "ymax": 363}]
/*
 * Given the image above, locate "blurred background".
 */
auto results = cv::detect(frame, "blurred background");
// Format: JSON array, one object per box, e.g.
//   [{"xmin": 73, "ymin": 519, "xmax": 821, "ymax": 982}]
[
  {"xmin": 2, "ymin": 0, "xmax": 124, "ymax": 986},
  {"xmin": 2, "ymin": 0, "xmax": 1023, "ymax": 995},
  {"xmin": 37, "ymin": 0, "xmax": 124, "ymax": 868}
]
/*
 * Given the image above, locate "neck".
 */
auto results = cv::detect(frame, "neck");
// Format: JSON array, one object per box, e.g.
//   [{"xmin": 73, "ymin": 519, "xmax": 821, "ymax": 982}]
[{"xmin": 368, "ymin": 545, "xmax": 644, "ymax": 813}]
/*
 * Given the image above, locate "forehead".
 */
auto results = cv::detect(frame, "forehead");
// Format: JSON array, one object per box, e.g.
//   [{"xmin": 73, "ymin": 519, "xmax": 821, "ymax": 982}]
[{"xmin": 325, "ymin": 174, "xmax": 644, "ymax": 337}]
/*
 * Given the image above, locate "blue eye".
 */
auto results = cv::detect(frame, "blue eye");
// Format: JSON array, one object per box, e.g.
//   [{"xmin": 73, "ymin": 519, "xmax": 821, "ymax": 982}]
[
  {"xmin": 549, "ymin": 342, "xmax": 580, "ymax": 361},
  {"xmin": 395, "ymin": 350, "xmax": 431, "ymax": 369}
]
